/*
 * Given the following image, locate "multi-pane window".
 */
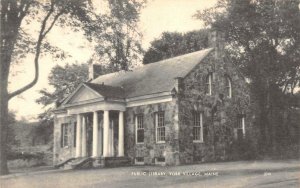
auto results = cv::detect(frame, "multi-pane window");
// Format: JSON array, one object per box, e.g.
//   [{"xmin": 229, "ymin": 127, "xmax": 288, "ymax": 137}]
[
  {"xmin": 61, "ymin": 123, "xmax": 69, "ymax": 147},
  {"xmin": 156, "ymin": 112, "xmax": 165, "ymax": 143},
  {"xmin": 193, "ymin": 112, "xmax": 203, "ymax": 142},
  {"xmin": 205, "ymin": 73, "xmax": 213, "ymax": 95},
  {"xmin": 225, "ymin": 76, "xmax": 232, "ymax": 98},
  {"xmin": 135, "ymin": 115, "xmax": 144, "ymax": 143},
  {"xmin": 235, "ymin": 115, "xmax": 245, "ymax": 140},
  {"xmin": 135, "ymin": 157, "xmax": 144, "ymax": 165}
]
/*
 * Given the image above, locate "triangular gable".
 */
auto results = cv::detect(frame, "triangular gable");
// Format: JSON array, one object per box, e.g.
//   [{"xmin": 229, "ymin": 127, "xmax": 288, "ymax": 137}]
[{"xmin": 63, "ymin": 83, "xmax": 103, "ymax": 105}]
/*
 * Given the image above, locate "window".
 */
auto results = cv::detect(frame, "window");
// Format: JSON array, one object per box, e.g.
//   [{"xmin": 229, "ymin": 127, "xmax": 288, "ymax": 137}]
[
  {"xmin": 135, "ymin": 115, "xmax": 144, "ymax": 144},
  {"xmin": 225, "ymin": 76, "xmax": 232, "ymax": 98},
  {"xmin": 193, "ymin": 112, "xmax": 204, "ymax": 142},
  {"xmin": 235, "ymin": 115, "xmax": 245, "ymax": 140},
  {"xmin": 73, "ymin": 122, "xmax": 77, "ymax": 147},
  {"xmin": 155, "ymin": 112, "xmax": 165, "ymax": 143},
  {"xmin": 61, "ymin": 123, "xmax": 69, "ymax": 147},
  {"xmin": 205, "ymin": 73, "xmax": 213, "ymax": 95},
  {"xmin": 155, "ymin": 157, "xmax": 166, "ymax": 166},
  {"xmin": 135, "ymin": 157, "xmax": 144, "ymax": 165}
]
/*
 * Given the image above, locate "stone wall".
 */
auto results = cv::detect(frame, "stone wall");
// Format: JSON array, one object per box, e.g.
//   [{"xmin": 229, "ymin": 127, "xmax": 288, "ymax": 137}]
[
  {"xmin": 53, "ymin": 49, "xmax": 257, "ymax": 166},
  {"xmin": 125, "ymin": 100, "xmax": 180, "ymax": 165},
  {"xmin": 178, "ymin": 49, "xmax": 257, "ymax": 164},
  {"xmin": 53, "ymin": 115, "xmax": 77, "ymax": 165}
]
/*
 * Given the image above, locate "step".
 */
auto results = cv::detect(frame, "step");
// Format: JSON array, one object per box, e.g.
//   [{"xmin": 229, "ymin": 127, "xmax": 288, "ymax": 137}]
[
  {"xmin": 69, "ymin": 157, "xmax": 93, "ymax": 169},
  {"xmin": 54, "ymin": 158, "xmax": 75, "ymax": 169}
]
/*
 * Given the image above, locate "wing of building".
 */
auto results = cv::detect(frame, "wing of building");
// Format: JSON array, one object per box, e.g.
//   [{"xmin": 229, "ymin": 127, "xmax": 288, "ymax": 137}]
[{"xmin": 52, "ymin": 34, "xmax": 255, "ymax": 168}]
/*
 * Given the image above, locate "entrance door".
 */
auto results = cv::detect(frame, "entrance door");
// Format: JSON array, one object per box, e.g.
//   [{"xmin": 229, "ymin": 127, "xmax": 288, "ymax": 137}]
[{"xmin": 86, "ymin": 114, "xmax": 93, "ymax": 157}]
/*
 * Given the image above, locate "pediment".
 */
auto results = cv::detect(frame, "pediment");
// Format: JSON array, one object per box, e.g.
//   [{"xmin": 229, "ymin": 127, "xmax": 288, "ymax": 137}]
[{"xmin": 65, "ymin": 85, "xmax": 103, "ymax": 105}]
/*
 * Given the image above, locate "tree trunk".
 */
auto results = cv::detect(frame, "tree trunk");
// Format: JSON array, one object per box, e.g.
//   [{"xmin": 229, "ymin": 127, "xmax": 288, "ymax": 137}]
[
  {"xmin": 0, "ymin": 93, "xmax": 9, "ymax": 175},
  {"xmin": 0, "ymin": 60, "xmax": 10, "ymax": 175}
]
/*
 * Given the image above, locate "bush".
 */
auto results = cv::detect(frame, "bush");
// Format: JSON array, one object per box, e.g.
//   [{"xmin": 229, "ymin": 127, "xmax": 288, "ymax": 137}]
[
  {"xmin": 228, "ymin": 138, "xmax": 257, "ymax": 160},
  {"xmin": 7, "ymin": 151, "xmax": 44, "ymax": 161}
]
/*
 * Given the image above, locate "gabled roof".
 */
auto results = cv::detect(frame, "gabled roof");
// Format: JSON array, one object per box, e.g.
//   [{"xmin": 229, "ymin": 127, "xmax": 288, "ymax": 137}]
[
  {"xmin": 84, "ymin": 82, "xmax": 125, "ymax": 98},
  {"xmin": 61, "ymin": 82, "xmax": 125, "ymax": 106},
  {"xmin": 92, "ymin": 48, "xmax": 213, "ymax": 98}
]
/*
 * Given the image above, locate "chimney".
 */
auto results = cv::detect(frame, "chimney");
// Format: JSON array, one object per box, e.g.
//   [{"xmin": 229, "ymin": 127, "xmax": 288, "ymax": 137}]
[
  {"xmin": 88, "ymin": 61, "xmax": 103, "ymax": 80},
  {"xmin": 208, "ymin": 30, "xmax": 225, "ymax": 58},
  {"xmin": 174, "ymin": 77, "xmax": 183, "ymax": 94},
  {"xmin": 88, "ymin": 60, "xmax": 94, "ymax": 80}
]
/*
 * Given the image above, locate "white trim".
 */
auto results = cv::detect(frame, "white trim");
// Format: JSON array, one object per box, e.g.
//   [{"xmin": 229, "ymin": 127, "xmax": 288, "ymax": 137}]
[
  {"xmin": 126, "ymin": 94, "xmax": 173, "ymax": 107},
  {"xmin": 62, "ymin": 83, "xmax": 103, "ymax": 105},
  {"xmin": 54, "ymin": 92, "xmax": 172, "ymax": 114},
  {"xmin": 67, "ymin": 101, "xmax": 126, "ymax": 115},
  {"xmin": 135, "ymin": 115, "xmax": 144, "ymax": 144},
  {"xmin": 155, "ymin": 158, "xmax": 166, "ymax": 166},
  {"xmin": 193, "ymin": 112, "xmax": 204, "ymax": 143},
  {"xmin": 155, "ymin": 112, "xmax": 166, "ymax": 143},
  {"xmin": 126, "ymin": 92, "xmax": 172, "ymax": 102},
  {"xmin": 242, "ymin": 116, "xmax": 245, "ymax": 137},
  {"xmin": 200, "ymin": 112, "xmax": 203, "ymax": 142},
  {"xmin": 193, "ymin": 140, "xmax": 204, "ymax": 143},
  {"xmin": 209, "ymin": 73, "xmax": 212, "ymax": 95},
  {"xmin": 155, "ymin": 113, "xmax": 158, "ymax": 143},
  {"xmin": 235, "ymin": 115, "xmax": 246, "ymax": 139},
  {"xmin": 56, "ymin": 113, "xmax": 71, "ymax": 118},
  {"xmin": 61, "ymin": 123, "xmax": 69, "ymax": 148},
  {"xmin": 64, "ymin": 97, "xmax": 106, "ymax": 108},
  {"xmin": 226, "ymin": 76, "xmax": 232, "ymax": 98},
  {"xmin": 206, "ymin": 73, "xmax": 213, "ymax": 96},
  {"xmin": 134, "ymin": 158, "xmax": 145, "ymax": 165}
]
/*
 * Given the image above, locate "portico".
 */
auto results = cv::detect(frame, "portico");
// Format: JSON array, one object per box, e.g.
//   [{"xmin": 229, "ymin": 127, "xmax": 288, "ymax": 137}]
[
  {"xmin": 74, "ymin": 110, "xmax": 125, "ymax": 159},
  {"xmin": 58, "ymin": 82, "xmax": 126, "ymax": 161}
]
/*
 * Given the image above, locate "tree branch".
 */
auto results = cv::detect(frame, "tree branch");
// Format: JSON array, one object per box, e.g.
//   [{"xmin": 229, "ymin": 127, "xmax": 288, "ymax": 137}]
[
  {"xmin": 8, "ymin": 0, "xmax": 63, "ymax": 100},
  {"xmin": 42, "ymin": 10, "xmax": 64, "ymax": 37}
]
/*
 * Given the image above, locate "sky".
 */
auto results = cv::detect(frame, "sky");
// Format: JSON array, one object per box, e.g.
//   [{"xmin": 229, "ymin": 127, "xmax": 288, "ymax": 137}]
[{"xmin": 8, "ymin": 0, "xmax": 217, "ymax": 121}]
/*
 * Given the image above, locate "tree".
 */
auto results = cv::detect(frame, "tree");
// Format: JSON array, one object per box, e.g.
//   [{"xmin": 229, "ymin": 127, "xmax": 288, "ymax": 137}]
[
  {"xmin": 195, "ymin": 0, "xmax": 300, "ymax": 154},
  {"xmin": 6, "ymin": 112, "xmax": 18, "ymax": 153},
  {"xmin": 0, "ymin": 0, "xmax": 145, "ymax": 175},
  {"xmin": 143, "ymin": 29, "xmax": 209, "ymax": 64},
  {"xmin": 36, "ymin": 63, "xmax": 89, "ymax": 108},
  {"xmin": 93, "ymin": 0, "xmax": 145, "ymax": 71},
  {"xmin": 0, "ymin": 0, "xmax": 95, "ymax": 175}
]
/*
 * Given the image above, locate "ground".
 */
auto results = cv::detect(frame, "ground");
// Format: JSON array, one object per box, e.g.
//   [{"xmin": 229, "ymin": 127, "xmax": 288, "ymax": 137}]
[{"xmin": 1, "ymin": 160, "xmax": 299, "ymax": 188}]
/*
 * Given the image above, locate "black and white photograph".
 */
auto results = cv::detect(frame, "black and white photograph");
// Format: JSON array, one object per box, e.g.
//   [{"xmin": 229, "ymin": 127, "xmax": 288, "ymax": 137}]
[{"xmin": 0, "ymin": 0, "xmax": 299, "ymax": 187}]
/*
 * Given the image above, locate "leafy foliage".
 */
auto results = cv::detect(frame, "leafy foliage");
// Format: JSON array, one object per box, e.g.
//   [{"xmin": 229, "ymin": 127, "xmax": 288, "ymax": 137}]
[
  {"xmin": 195, "ymin": 0, "xmax": 300, "ymax": 155},
  {"xmin": 143, "ymin": 29, "xmax": 209, "ymax": 64},
  {"xmin": 93, "ymin": 0, "xmax": 146, "ymax": 71},
  {"xmin": 36, "ymin": 63, "xmax": 89, "ymax": 107},
  {"xmin": 1, "ymin": 0, "xmax": 145, "ymax": 175},
  {"xmin": 7, "ymin": 112, "xmax": 19, "ymax": 152}
]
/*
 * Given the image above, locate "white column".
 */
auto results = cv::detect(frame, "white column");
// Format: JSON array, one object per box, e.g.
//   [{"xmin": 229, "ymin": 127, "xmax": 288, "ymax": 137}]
[
  {"xmin": 103, "ymin": 110, "xmax": 109, "ymax": 157},
  {"xmin": 76, "ymin": 114, "xmax": 82, "ymax": 158},
  {"xmin": 118, "ymin": 111, "xmax": 124, "ymax": 157},
  {"xmin": 242, "ymin": 116, "xmax": 246, "ymax": 137},
  {"xmin": 92, "ymin": 111, "xmax": 99, "ymax": 157},
  {"xmin": 108, "ymin": 121, "xmax": 112, "ymax": 156},
  {"xmin": 111, "ymin": 121, "xmax": 114, "ymax": 156},
  {"xmin": 81, "ymin": 116, "xmax": 87, "ymax": 157},
  {"xmin": 98, "ymin": 120, "xmax": 103, "ymax": 156}
]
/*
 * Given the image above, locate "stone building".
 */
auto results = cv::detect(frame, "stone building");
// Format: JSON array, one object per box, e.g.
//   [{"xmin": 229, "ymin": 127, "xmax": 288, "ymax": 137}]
[{"xmin": 53, "ymin": 33, "xmax": 256, "ymax": 167}]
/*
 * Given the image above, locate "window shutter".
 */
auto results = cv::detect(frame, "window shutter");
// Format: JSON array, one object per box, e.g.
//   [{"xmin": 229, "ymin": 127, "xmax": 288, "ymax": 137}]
[
  {"xmin": 60, "ymin": 124, "xmax": 63, "ymax": 148},
  {"xmin": 203, "ymin": 123, "xmax": 208, "ymax": 142},
  {"xmin": 74, "ymin": 122, "xmax": 77, "ymax": 147}
]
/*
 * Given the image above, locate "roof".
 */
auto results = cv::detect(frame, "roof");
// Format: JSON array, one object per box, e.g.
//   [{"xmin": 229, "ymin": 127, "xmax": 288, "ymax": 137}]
[
  {"xmin": 83, "ymin": 82, "xmax": 125, "ymax": 98},
  {"xmin": 91, "ymin": 48, "xmax": 213, "ymax": 98}
]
